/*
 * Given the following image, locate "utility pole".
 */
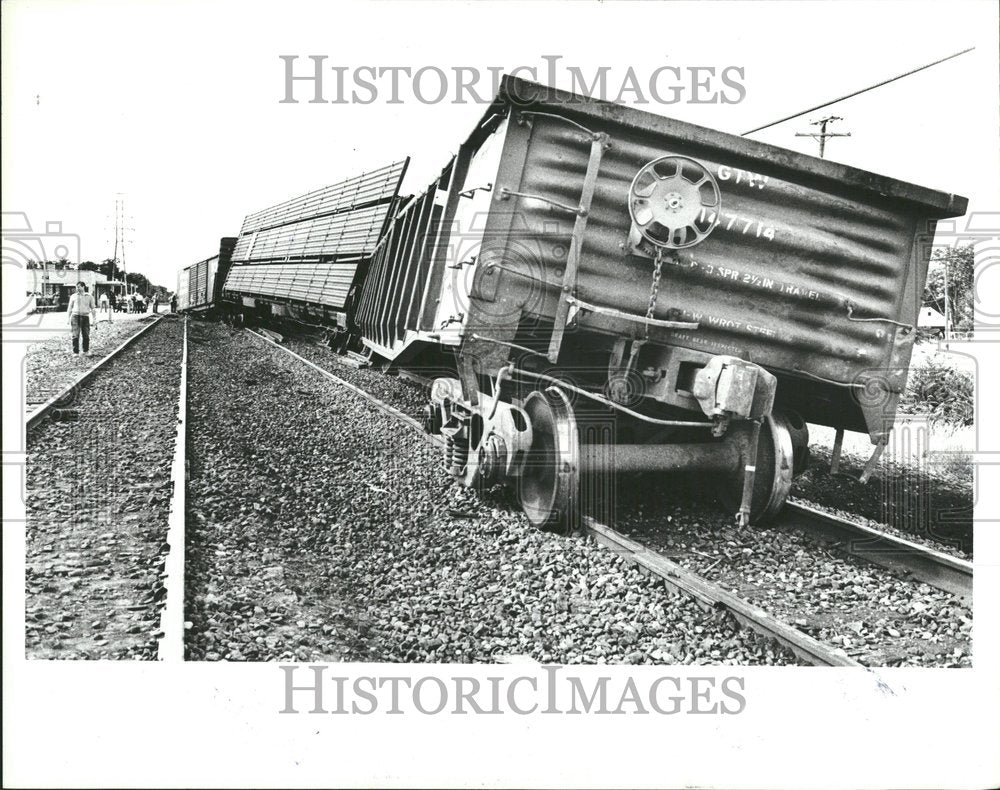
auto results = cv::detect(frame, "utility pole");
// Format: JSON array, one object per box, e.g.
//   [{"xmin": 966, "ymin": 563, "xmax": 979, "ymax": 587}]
[
  {"xmin": 117, "ymin": 195, "xmax": 127, "ymax": 288},
  {"xmin": 121, "ymin": 204, "xmax": 128, "ymax": 290},
  {"xmin": 795, "ymin": 115, "xmax": 851, "ymax": 158},
  {"xmin": 112, "ymin": 196, "xmax": 120, "ymax": 279},
  {"xmin": 110, "ymin": 194, "xmax": 134, "ymax": 295},
  {"xmin": 943, "ymin": 257, "xmax": 951, "ymax": 347}
]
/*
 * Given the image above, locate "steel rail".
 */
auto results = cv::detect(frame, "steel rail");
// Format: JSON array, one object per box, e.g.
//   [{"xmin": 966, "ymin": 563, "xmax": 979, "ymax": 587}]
[
  {"xmin": 781, "ymin": 500, "xmax": 972, "ymax": 603},
  {"xmin": 25, "ymin": 314, "xmax": 186, "ymax": 660},
  {"xmin": 248, "ymin": 329, "xmax": 862, "ymax": 666},
  {"xmin": 583, "ymin": 517, "xmax": 859, "ymax": 666},
  {"xmin": 25, "ymin": 316, "xmax": 166, "ymax": 432},
  {"xmin": 396, "ymin": 369, "xmax": 434, "ymax": 390},
  {"xmin": 157, "ymin": 317, "xmax": 188, "ymax": 661},
  {"xmin": 247, "ymin": 329, "xmax": 425, "ymax": 433}
]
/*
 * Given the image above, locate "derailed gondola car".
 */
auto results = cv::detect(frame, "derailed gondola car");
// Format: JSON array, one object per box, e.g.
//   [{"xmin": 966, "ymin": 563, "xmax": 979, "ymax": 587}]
[{"xmin": 355, "ymin": 76, "xmax": 967, "ymax": 530}]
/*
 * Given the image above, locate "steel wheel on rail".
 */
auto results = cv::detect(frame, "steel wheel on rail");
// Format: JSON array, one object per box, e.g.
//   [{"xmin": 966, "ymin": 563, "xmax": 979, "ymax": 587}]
[
  {"xmin": 782, "ymin": 409, "xmax": 811, "ymax": 475},
  {"xmin": 718, "ymin": 412, "xmax": 797, "ymax": 524},
  {"xmin": 518, "ymin": 387, "xmax": 580, "ymax": 535}
]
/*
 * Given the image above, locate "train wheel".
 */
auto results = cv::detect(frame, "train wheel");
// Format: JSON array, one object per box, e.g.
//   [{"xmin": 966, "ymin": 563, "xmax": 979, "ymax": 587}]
[
  {"xmin": 719, "ymin": 412, "xmax": 797, "ymax": 524},
  {"xmin": 518, "ymin": 387, "xmax": 580, "ymax": 534},
  {"xmin": 782, "ymin": 409, "xmax": 810, "ymax": 475}
]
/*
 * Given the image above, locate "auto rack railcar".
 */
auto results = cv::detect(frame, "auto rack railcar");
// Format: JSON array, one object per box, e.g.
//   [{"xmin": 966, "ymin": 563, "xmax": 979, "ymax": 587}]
[{"xmin": 220, "ymin": 160, "xmax": 407, "ymax": 342}]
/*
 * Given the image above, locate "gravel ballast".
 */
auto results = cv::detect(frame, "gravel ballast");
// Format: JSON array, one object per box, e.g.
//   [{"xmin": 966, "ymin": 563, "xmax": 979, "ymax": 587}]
[
  {"xmin": 272, "ymin": 326, "xmax": 972, "ymax": 668},
  {"xmin": 25, "ymin": 317, "xmax": 184, "ymax": 659},
  {"xmin": 25, "ymin": 315, "xmax": 161, "ymax": 409},
  {"xmin": 282, "ymin": 330, "xmax": 973, "ymax": 561},
  {"xmin": 282, "ymin": 334, "xmax": 429, "ymax": 417},
  {"xmin": 790, "ymin": 446, "xmax": 972, "ymax": 557},
  {"xmin": 184, "ymin": 323, "xmax": 800, "ymax": 665},
  {"xmin": 611, "ymin": 479, "xmax": 971, "ymax": 667}
]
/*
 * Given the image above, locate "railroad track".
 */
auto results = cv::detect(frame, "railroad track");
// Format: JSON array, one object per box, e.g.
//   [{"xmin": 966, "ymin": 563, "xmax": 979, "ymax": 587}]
[
  {"xmin": 779, "ymin": 501, "xmax": 971, "ymax": 603},
  {"xmin": 387, "ymin": 365, "xmax": 973, "ymax": 602},
  {"xmin": 341, "ymin": 356, "xmax": 973, "ymax": 601},
  {"xmin": 250, "ymin": 329, "xmax": 976, "ymax": 667},
  {"xmin": 24, "ymin": 316, "xmax": 188, "ymax": 660},
  {"xmin": 158, "ymin": 318, "xmax": 189, "ymax": 661},
  {"xmin": 25, "ymin": 316, "xmax": 166, "ymax": 431}
]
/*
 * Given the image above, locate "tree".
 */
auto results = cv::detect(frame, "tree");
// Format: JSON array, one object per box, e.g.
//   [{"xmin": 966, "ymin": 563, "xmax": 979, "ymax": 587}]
[
  {"xmin": 924, "ymin": 244, "xmax": 974, "ymax": 332},
  {"xmin": 78, "ymin": 261, "xmax": 100, "ymax": 272},
  {"xmin": 125, "ymin": 271, "xmax": 155, "ymax": 297},
  {"xmin": 102, "ymin": 258, "xmax": 123, "ymax": 281}
]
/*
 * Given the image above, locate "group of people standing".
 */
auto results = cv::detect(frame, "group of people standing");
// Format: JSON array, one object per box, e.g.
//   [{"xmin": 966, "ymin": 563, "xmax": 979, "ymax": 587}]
[{"xmin": 109, "ymin": 291, "xmax": 152, "ymax": 314}]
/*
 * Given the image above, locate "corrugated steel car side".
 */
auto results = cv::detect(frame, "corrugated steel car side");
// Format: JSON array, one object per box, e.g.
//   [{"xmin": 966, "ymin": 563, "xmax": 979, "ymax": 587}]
[{"xmin": 450, "ymin": 77, "xmax": 966, "ymax": 439}]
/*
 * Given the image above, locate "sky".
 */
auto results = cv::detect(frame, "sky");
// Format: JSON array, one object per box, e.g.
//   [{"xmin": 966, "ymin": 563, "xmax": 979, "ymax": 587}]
[{"xmin": 2, "ymin": 0, "xmax": 998, "ymax": 291}]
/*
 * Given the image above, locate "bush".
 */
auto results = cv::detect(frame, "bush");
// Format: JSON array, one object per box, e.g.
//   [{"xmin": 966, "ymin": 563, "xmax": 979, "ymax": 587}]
[{"xmin": 898, "ymin": 363, "xmax": 974, "ymax": 426}]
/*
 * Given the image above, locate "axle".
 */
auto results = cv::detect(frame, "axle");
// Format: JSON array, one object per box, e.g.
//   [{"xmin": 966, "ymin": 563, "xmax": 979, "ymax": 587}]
[{"xmin": 580, "ymin": 440, "xmax": 742, "ymax": 474}]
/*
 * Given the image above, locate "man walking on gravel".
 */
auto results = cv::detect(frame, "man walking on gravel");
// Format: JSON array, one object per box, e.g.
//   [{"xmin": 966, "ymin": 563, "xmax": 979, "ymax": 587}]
[{"xmin": 68, "ymin": 281, "xmax": 96, "ymax": 356}]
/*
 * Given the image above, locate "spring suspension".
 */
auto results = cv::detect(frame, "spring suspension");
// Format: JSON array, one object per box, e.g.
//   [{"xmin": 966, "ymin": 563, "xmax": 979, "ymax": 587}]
[{"xmin": 445, "ymin": 436, "xmax": 470, "ymax": 477}]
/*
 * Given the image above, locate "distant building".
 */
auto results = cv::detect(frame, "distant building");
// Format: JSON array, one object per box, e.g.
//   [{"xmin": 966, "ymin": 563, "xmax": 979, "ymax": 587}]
[
  {"xmin": 27, "ymin": 265, "xmax": 128, "ymax": 310},
  {"xmin": 918, "ymin": 305, "xmax": 947, "ymax": 329}
]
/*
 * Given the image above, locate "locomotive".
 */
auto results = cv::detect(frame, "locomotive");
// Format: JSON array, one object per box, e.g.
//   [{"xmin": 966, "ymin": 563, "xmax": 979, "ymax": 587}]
[{"xmin": 180, "ymin": 75, "xmax": 967, "ymax": 532}]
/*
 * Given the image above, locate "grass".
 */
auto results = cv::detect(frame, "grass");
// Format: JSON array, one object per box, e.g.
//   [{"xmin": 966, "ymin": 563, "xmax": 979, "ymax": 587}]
[{"xmin": 898, "ymin": 362, "xmax": 974, "ymax": 427}]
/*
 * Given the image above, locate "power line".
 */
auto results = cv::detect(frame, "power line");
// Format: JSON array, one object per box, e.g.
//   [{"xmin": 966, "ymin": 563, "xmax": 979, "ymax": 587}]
[{"xmin": 742, "ymin": 47, "xmax": 974, "ymax": 136}]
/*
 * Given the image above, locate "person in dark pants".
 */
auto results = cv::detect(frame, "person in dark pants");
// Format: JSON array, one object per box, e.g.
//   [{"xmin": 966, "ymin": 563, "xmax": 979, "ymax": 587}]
[
  {"xmin": 68, "ymin": 281, "xmax": 96, "ymax": 356},
  {"xmin": 98, "ymin": 290, "xmax": 112, "ymax": 323}
]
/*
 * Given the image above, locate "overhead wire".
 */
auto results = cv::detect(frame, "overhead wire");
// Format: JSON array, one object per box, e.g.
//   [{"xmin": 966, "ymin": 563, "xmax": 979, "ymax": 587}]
[{"xmin": 742, "ymin": 47, "xmax": 975, "ymax": 136}]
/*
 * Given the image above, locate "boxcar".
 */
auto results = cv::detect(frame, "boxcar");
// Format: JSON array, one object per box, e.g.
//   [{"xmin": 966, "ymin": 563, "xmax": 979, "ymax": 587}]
[{"xmin": 177, "ymin": 237, "xmax": 236, "ymax": 312}]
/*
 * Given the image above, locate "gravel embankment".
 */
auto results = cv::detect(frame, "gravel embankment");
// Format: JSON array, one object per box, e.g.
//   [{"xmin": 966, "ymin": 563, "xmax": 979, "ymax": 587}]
[
  {"xmin": 185, "ymin": 323, "xmax": 800, "ymax": 665},
  {"xmin": 25, "ymin": 316, "xmax": 161, "ymax": 409},
  {"xmin": 610, "ymin": 477, "xmax": 971, "ymax": 667},
  {"xmin": 25, "ymin": 317, "xmax": 184, "ymax": 659}
]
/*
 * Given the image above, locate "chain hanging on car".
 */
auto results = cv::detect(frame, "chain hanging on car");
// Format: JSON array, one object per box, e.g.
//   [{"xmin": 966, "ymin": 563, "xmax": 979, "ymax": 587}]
[{"xmin": 644, "ymin": 247, "xmax": 665, "ymax": 338}]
